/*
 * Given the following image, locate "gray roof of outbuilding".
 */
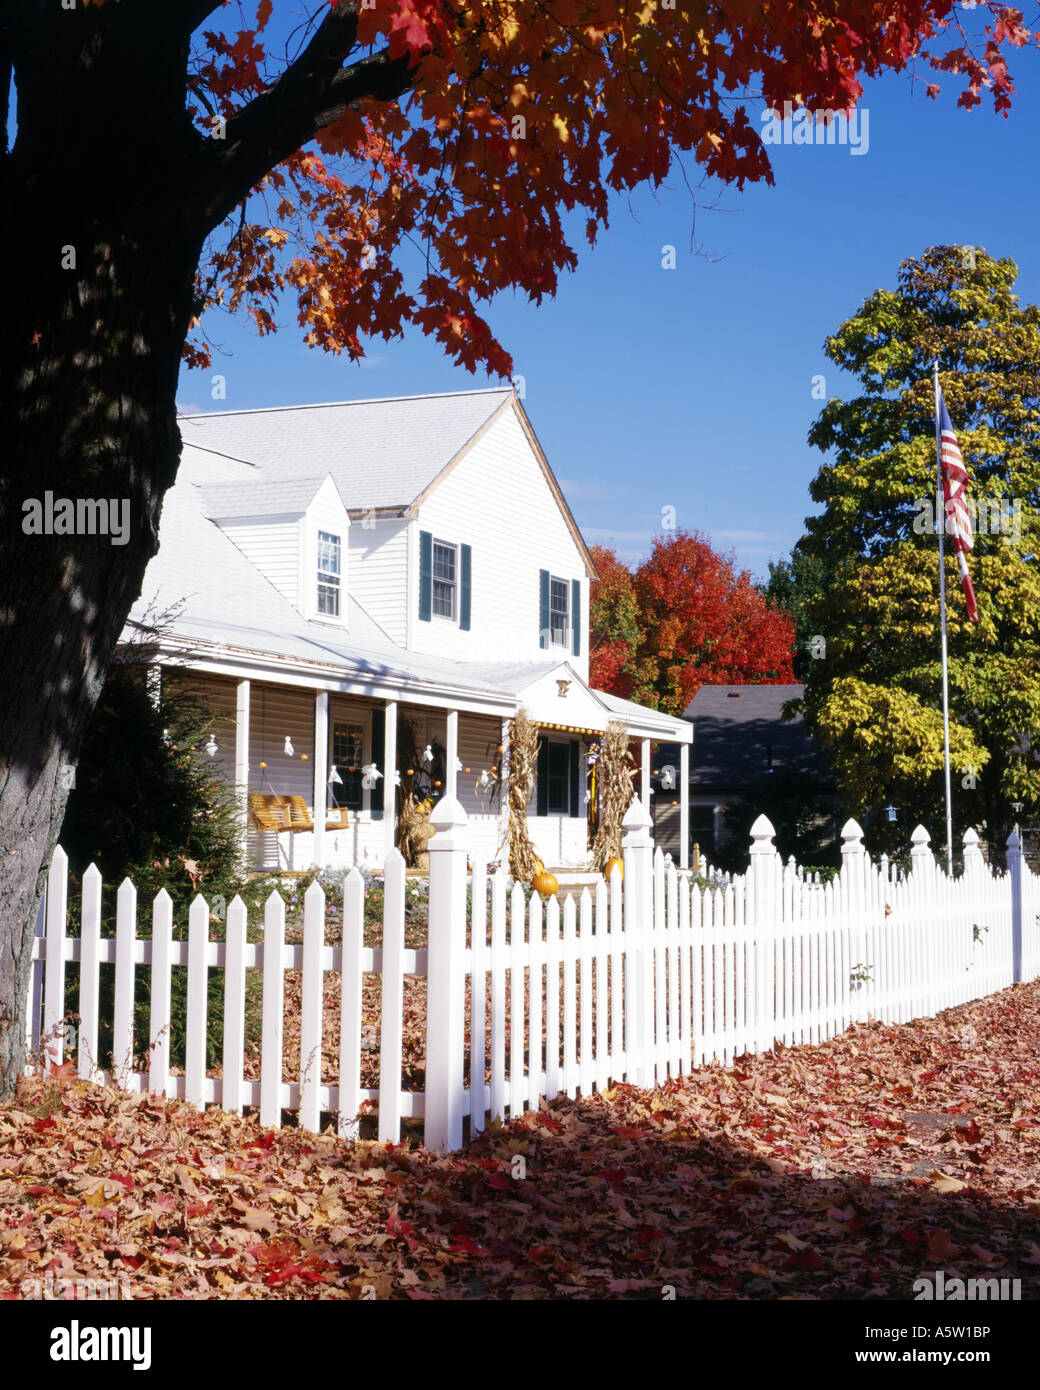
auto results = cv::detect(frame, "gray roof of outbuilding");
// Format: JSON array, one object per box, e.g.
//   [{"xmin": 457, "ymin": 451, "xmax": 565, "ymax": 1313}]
[
  {"xmin": 178, "ymin": 387, "xmax": 514, "ymax": 512},
  {"xmin": 195, "ymin": 475, "xmax": 336, "ymax": 520},
  {"xmin": 683, "ymin": 683, "xmax": 833, "ymax": 788}
]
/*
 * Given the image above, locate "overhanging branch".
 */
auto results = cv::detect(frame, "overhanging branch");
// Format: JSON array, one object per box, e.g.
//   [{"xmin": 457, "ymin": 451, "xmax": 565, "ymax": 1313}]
[{"xmin": 191, "ymin": 1, "xmax": 417, "ymax": 233}]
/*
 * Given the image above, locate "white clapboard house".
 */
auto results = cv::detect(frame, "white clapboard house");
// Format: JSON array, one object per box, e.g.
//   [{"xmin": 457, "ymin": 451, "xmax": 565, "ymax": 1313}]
[{"xmin": 128, "ymin": 387, "xmax": 692, "ymax": 873}]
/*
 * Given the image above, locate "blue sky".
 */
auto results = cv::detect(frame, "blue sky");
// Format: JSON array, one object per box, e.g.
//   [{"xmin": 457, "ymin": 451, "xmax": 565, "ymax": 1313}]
[{"xmin": 176, "ymin": 35, "xmax": 1040, "ymax": 581}]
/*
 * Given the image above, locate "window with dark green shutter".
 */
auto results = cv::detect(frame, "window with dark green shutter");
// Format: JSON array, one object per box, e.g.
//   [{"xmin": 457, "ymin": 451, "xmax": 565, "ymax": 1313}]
[
  {"xmin": 460, "ymin": 544, "xmax": 472, "ymax": 630},
  {"xmin": 568, "ymin": 740, "xmax": 582, "ymax": 817},
  {"xmin": 571, "ymin": 579, "xmax": 581, "ymax": 656},
  {"xmin": 539, "ymin": 569, "xmax": 550, "ymax": 649},
  {"xmin": 418, "ymin": 531, "xmax": 433, "ymax": 622}
]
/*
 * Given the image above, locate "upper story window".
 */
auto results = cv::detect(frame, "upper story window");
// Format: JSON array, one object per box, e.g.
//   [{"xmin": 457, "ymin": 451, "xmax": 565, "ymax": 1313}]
[
  {"xmin": 549, "ymin": 576, "xmax": 569, "ymax": 645},
  {"xmin": 317, "ymin": 531, "xmax": 341, "ymax": 617},
  {"xmin": 432, "ymin": 540, "xmax": 457, "ymax": 620}
]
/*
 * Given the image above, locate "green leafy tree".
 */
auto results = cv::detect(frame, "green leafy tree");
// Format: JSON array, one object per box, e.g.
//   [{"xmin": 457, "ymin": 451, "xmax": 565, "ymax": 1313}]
[
  {"xmin": 798, "ymin": 245, "xmax": 1040, "ymax": 859},
  {"xmin": 760, "ymin": 548, "xmax": 831, "ymax": 680}
]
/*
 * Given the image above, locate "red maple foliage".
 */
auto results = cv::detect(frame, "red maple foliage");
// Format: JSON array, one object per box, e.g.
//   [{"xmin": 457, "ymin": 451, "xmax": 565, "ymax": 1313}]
[
  {"xmin": 590, "ymin": 532, "xmax": 795, "ymax": 714},
  {"xmin": 185, "ymin": 1, "xmax": 1036, "ymax": 375}
]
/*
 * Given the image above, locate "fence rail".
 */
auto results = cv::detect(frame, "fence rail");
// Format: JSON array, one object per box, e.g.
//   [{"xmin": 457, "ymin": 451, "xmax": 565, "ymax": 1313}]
[{"xmin": 26, "ymin": 800, "xmax": 1040, "ymax": 1151}]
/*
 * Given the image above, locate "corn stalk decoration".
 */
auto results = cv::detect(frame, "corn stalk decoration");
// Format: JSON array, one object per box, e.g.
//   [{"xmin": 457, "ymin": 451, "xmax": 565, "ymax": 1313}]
[
  {"xmin": 506, "ymin": 707, "xmax": 542, "ymax": 883},
  {"xmin": 590, "ymin": 719, "xmax": 636, "ymax": 872}
]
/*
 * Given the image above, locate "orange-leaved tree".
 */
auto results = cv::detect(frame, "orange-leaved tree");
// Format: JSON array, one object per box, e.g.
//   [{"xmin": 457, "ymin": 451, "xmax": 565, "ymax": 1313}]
[
  {"xmin": 0, "ymin": 0, "xmax": 1032, "ymax": 1095},
  {"xmin": 591, "ymin": 533, "xmax": 796, "ymax": 714}
]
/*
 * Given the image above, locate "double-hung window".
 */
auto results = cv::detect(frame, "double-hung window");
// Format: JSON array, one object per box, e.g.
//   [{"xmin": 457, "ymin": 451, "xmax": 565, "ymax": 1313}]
[
  {"xmin": 432, "ymin": 540, "xmax": 457, "ymax": 620},
  {"xmin": 549, "ymin": 576, "xmax": 569, "ymax": 646},
  {"xmin": 317, "ymin": 531, "xmax": 341, "ymax": 617},
  {"xmin": 331, "ymin": 721, "xmax": 365, "ymax": 810}
]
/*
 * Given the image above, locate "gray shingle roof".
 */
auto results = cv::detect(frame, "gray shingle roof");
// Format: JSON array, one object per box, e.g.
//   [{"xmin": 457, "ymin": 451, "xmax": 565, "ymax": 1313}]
[
  {"xmin": 683, "ymin": 683, "xmax": 832, "ymax": 788},
  {"xmin": 178, "ymin": 387, "xmax": 514, "ymax": 512},
  {"xmin": 196, "ymin": 475, "xmax": 333, "ymax": 520}
]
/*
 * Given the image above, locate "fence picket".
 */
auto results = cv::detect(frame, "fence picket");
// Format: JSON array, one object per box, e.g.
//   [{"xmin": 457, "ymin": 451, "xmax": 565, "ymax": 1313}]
[
  {"xmin": 379, "ymin": 851, "xmax": 406, "ymax": 1144},
  {"xmin": 149, "ymin": 889, "xmax": 173, "ymax": 1099},
  {"xmin": 78, "ymin": 864, "xmax": 102, "ymax": 1083},
  {"xmin": 489, "ymin": 869, "xmax": 508, "ymax": 1123},
  {"xmin": 43, "ymin": 846, "xmax": 69, "ymax": 1068},
  {"xmin": 185, "ymin": 896, "xmax": 209, "ymax": 1110},
  {"xmin": 112, "ymin": 878, "xmax": 136, "ymax": 1088},
  {"xmin": 469, "ymin": 859, "xmax": 488, "ymax": 1136},
  {"xmin": 299, "ymin": 881, "xmax": 326, "ymax": 1134},
  {"xmin": 260, "ymin": 892, "xmax": 286, "ymax": 1129},
  {"xmin": 222, "ymin": 895, "xmax": 248, "ymax": 1115},
  {"xmin": 338, "ymin": 870, "xmax": 364, "ymax": 1139}
]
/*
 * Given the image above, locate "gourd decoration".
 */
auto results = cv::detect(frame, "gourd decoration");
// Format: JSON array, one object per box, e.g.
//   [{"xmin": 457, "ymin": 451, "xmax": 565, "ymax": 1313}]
[{"xmin": 532, "ymin": 870, "xmax": 559, "ymax": 897}]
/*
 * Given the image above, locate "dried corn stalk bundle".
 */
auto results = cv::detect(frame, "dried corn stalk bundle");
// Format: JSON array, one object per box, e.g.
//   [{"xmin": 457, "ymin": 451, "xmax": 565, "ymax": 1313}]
[
  {"xmin": 397, "ymin": 791, "xmax": 435, "ymax": 868},
  {"xmin": 590, "ymin": 718, "xmax": 635, "ymax": 871},
  {"xmin": 507, "ymin": 707, "xmax": 541, "ymax": 883}
]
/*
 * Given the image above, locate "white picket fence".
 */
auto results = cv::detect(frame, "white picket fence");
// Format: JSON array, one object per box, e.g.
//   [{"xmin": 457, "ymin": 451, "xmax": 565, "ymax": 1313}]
[{"xmin": 26, "ymin": 798, "xmax": 1040, "ymax": 1151}]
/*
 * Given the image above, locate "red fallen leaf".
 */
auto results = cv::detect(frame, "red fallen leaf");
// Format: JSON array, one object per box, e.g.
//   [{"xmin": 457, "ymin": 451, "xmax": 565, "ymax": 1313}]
[
  {"xmin": 250, "ymin": 1131, "xmax": 276, "ymax": 1151},
  {"xmin": 594, "ymin": 1168, "xmax": 628, "ymax": 1187},
  {"xmin": 636, "ymin": 1227, "xmax": 668, "ymax": 1243},
  {"xmin": 786, "ymin": 1249, "xmax": 826, "ymax": 1271},
  {"xmin": 953, "ymin": 1118, "xmax": 982, "ymax": 1144},
  {"xmin": 25, "ymin": 1184, "xmax": 51, "ymax": 1196},
  {"xmin": 46, "ymin": 1059, "xmax": 77, "ymax": 1083},
  {"xmin": 386, "ymin": 1214, "xmax": 414, "ymax": 1237},
  {"xmin": 608, "ymin": 1125, "xmax": 649, "ymax": 1138},
  {"xmin": 485, "ymin": 1172, "xmax": 512, "ymax": 1191},
  {"xmin": 448, "ymin": 1235, "xmax": 488, "ymax": 1257},
  {"xmin": 186, "ymin": 1202, "xmax": 213, "ymax": 1218},
  {"xmin": 109, "ymin": 1173, "xmax": 134, "ymax": 1189},
  {"xmin": 899, "ymin": 1227, "xmax": 926, "ymax": 1247},
  {"xmin": 32, "ymin": 1116, "xmax": 57, "ymax": 1131}
]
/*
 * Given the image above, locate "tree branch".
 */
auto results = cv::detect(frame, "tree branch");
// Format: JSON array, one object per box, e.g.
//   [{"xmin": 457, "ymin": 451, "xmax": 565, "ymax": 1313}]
[{"xmin": 191, "ymin": 0, "xmax": 417, "ymax": 232}]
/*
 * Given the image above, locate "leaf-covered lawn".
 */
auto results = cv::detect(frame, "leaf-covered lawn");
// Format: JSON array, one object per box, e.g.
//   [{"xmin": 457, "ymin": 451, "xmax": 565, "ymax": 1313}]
[{"xmin": 3, "ymin": 980, "xmax": 1040, "ymax": 1300}]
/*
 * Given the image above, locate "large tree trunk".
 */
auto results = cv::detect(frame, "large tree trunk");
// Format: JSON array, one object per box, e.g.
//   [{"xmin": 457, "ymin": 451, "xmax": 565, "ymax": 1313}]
[{"xmin": 0, "ymin": 8, "xmax": 204, "ymax": 1099}]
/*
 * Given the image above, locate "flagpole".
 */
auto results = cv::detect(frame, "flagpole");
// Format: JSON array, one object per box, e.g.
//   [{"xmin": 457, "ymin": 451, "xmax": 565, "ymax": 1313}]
[{"xmin": 933, "ymin": 359, "xmax": 955, "ymax": 877}]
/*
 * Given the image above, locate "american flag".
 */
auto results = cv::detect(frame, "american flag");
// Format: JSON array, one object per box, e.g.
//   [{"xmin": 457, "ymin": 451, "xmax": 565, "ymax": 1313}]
[{"xmin": 938, "ymin": 389, "xmax": 979, "ymax": 624}]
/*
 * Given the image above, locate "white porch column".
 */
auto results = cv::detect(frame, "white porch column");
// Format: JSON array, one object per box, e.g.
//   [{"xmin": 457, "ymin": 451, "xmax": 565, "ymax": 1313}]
[
  {"xmin": 312, "ymin": 691, "xmax": 329, "ymax": 869},
  {"xmin": 641, "ymin": 738, "xmax": 651, "ymax": 811},
  {"xmin": 234, "ymin": 679, "xmax": 250, "ymax": 853},
  {"xmin": 445, "ymin": 709, "xmax": 459, "ymax": 800},
  {"xmin": 498, "ymin": 717, "xmax": 511, "ymax": 866},
  {"xmin": 383, "ymin": 700, "xmax": 398, "ymax": 858},
  {"xmin": 680, "ymin": 742, "xmax": 690, "ymax": 870}
]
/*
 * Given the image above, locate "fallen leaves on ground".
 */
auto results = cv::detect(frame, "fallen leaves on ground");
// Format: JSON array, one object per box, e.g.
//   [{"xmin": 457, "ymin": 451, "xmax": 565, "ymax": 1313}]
[{"xmin": 3, "ymin": 981, "xmax": 1040, "ymax": 1299}]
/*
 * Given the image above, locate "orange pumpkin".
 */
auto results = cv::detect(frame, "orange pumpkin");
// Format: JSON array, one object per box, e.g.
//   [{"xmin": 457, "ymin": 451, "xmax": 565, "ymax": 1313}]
[
  {"xmin": 532, "ymin": 870, "xmax": 559, "ymax": 897},
  {"xmin": 605, "ymin": 857, "xmax": 624, "ymax": 881}
]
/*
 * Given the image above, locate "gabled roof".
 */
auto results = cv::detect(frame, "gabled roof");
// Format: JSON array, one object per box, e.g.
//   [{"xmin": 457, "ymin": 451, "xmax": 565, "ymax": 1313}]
[
  {"xmin": 197, "ymin": 474, "xmax": 340, "ymax": 521},
  {"xmin": 178, "ymin": 387, "xmax": 515, "ymax": 513}
]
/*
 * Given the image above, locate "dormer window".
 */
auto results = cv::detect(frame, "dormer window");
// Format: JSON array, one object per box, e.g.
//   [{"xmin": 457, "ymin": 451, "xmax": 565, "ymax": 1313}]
[
  {"xmin": 317, "ymin": 531, "xmax": 341, "ymax": 617},
  {"xmin": 432, "ymin": 539, "xmax": 457, "ymax": 620}
]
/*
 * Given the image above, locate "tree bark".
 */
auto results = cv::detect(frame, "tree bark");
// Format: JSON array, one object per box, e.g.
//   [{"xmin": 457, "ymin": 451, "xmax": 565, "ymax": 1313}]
[{"xmin": 0, "ymin": 6, "xmax": 205, "ymax": 1098}]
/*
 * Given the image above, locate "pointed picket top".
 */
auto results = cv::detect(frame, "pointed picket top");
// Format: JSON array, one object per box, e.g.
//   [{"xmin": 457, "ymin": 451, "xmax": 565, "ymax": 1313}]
[
  {"xmin": 228, "ymin": 892, "xmax": 246, "ymax": 912},
  {"xmin": 304, "ymin": 878, "xmax": 325, "ymax": 904},
  {"xmin": 153, "ymin": 887, "xmax": 173, "ymax": 911},
  {"xmin": 83, "ymin": 862, "xmax": 101, "ymax": 888},
  {"xmin": 344, "ymin": 866, "xmax": 365, "ymax": 890},
  {"xmin": 429, "ymin": 794, "xmax": 468, "ymax": 831},
  {"xmin": 383, "ymin": 846, "xmax": 406, "ymax": 873},
  {"xmin": 49, "ymin": 844, "xmax": 68, "ymax": 880},
  {"xmin": 265, "ymin": 886, "xmax": 285, "ymax": 909},
  {"xmin": 910, "ymin": 824, "xmax": 932, "ymax": 866},
  {"xmin": 1007, "ymin": 828, "xmax": 1022, "ymax": 852},
  {"xmin": 622, "ymin": 795, "xmax": 652, "ymax": 832}
]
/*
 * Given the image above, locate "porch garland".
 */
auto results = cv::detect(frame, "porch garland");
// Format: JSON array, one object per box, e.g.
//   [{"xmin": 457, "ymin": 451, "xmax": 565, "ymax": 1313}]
[{"xmin": 590, "ymin": 719, "xmax": 636, "ymax": 872}]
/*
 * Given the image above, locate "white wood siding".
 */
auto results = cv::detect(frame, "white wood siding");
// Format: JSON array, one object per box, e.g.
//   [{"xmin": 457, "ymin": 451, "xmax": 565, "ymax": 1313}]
[
  {"xmin": 410, "ymin": 405, "xmax": 590, "ymax": 677},
  {"xmin": 218, "ymin": 516, "xmax": 301, "ymax": 610},
  {"xmin": 347, "ymin": 518, "xmax": 409, "ymax": 644}
]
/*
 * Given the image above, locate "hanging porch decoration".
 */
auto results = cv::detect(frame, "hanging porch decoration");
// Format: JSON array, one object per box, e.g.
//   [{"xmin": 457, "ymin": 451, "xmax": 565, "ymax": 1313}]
[
  {"xmin": 505, "ymin": 707, "xmax": 542, "ymax": 885},
  {"xmin": 590, "ymin": 719, "xmax": 636, "ymax": 873}
]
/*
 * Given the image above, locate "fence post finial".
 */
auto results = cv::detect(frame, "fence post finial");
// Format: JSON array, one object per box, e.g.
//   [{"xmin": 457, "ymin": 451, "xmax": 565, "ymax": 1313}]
[
  {"xmin": 910, "ymin": 824, "xmax": 932, "ymax": 872},
  {"xmin": 426, "ymin": 793, "xmax": 469, "ymax": 1151},
  {"xmin": 962, "ymin": 827, "xmax": 984, "ymax": 878}
]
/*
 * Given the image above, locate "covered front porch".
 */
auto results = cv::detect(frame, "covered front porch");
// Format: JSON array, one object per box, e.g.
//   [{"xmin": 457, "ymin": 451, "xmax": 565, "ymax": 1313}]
[{"xmin": 158, "ymin": 654, "xmax": 692, "ymax": 876}]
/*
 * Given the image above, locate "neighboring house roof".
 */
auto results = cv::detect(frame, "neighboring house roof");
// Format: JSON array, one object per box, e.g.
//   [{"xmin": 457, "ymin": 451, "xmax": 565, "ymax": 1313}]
[
  {"xmin": 178, "ymin": 387, "xmax": 514, "ymax": 513},
  {"xmin": 682, "ymin": 683, "xmax": 833, "ymax": 790}
]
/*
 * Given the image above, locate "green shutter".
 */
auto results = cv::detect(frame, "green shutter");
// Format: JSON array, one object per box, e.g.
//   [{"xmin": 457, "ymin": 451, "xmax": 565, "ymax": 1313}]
[
  {"xmin": 460, "ymin": 544, "xmax": 472, "ymax": 631},
  {"xmin": 569, "ymin": 740, "xmax": 582, "ymax": 817},
  {"xmin": 571, "ymin": 579, "xmax": 581, "ymax": 657},
  {"xmin": 370, "ymin": 707, "xmax": 385, "ymax": 820},
  {"xmin": 536, "ymin": 738, "xmax": 549, "ymax": 816},
  {"xmin": 539, "ymin": 569, "xmax": 550, "ymax": 649},
  {"xmin": 419, "ymin": 531, "xmax": 433, "ymax": 623}
]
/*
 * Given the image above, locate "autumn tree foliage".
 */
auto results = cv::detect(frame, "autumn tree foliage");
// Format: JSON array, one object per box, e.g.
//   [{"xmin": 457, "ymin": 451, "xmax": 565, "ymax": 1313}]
[
  {"xmin": 797, "ymin": 246, "xmax": 1040, "ymax": 857},
  {"xmin": 0, "ymin": 1, "xmax": 1033, "ymax": 1097},
  {"xmin": 590, "ymin": 533, "xmax": 796, "ymax": 714}
]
